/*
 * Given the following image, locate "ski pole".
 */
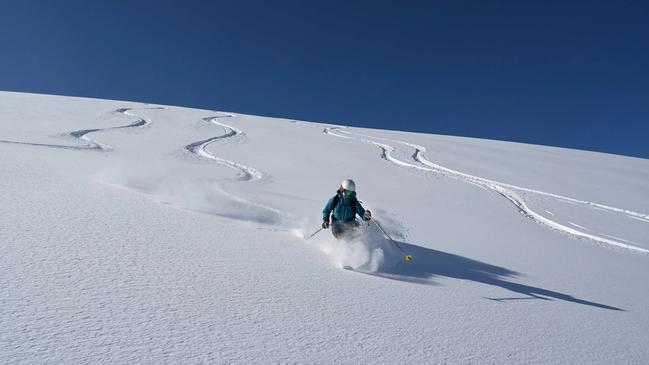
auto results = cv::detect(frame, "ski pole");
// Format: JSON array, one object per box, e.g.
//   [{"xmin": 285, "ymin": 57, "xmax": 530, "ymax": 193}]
[
  {"xmin": 307, "ymin": 227, "xmax": 323, "ymax": 240},
  {"xmin": 372, "ymin": 220, "xmax": 413, "ymax": 261}
]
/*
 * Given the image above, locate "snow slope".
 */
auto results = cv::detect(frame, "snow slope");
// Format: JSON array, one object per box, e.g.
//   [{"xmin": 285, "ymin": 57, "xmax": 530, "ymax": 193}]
[{"xmin": 1, "ymin": 91, "xmax": 648, "ymax": 364}]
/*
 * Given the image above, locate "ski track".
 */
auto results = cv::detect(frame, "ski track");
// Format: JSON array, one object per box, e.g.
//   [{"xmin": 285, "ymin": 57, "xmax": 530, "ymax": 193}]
[
  {"xmin": 629, "ymin": 216, "xmax": 649, "ymax": 223},
  {"xmin": 182, "ymin": 115, "xmax": 284, "ymax": 223},
  {"xmin": 568, "ymin": 222, "xmax": 588, "ymax": 230},
  {"xmin": 600, "ymin": 233, "xmax": 640, "ymax": 245},
  {"xmin": 184, "ymin": 115, "xmax": 264, "ymax": 181},
  {"xmin": 323, "ymin": 127, "xmax": 355, "ymax": 139},
  {"xmin": 321, "ymin": 127, "xmax": 649, "ymax": 254},
  {"xmin": 0, "ymin": 107, "xmax": 163, "ymax": 151}
]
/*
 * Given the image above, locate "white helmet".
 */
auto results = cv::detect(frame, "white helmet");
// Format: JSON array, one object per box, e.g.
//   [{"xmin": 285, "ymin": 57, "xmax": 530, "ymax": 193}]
[{"xmin": 341, "ymin": 179, "xmax": 356, "ymax": 192}]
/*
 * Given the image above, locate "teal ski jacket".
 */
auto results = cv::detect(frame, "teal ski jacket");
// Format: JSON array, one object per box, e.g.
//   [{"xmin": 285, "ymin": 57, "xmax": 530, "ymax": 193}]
[{"xmin": 322, "ymin": 193, "xmax": 367, "ymax": 222}]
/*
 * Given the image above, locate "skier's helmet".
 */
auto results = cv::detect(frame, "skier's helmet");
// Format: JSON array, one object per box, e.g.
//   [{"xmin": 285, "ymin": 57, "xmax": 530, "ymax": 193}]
[{"xmin": 341, "ymin": 179, "xmax": 356, "ymax": 192}]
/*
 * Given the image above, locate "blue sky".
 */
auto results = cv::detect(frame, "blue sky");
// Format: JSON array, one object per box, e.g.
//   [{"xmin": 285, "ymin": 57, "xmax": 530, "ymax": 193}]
[{"xmin": 1, "ymin": 0, "xmax": 648, "ymax": 158}]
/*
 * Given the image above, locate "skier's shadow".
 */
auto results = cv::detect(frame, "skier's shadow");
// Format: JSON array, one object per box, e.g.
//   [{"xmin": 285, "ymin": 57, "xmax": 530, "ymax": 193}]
[{"xmin": 367, "ymin": 240, "xmax": 624, "ymax": 311}]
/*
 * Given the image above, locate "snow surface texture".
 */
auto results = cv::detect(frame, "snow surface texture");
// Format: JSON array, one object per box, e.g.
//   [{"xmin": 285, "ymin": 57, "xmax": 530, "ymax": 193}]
[{"xmin": 1, "ymin": 91, "xmax": 649, "ymax": 364}]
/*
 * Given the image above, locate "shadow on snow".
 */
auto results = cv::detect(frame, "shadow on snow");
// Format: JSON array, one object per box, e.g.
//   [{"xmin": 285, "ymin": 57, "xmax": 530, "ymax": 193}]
[{"xmin": 363, "ymin": 240, "xmax": 624, "ymax": 311}]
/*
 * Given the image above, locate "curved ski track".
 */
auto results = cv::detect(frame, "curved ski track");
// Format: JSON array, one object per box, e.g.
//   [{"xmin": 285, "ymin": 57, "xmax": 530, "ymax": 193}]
[
  {"xmin": 0, "ymin": 107, "xmax": 163, "ymax": 151},
  {"xmin": 322, "ymin": 127, "xmax": 649, "ymax": 254},
  {"xmin": 182, "ymin": 115, "xmax": 285, "ymax": 223},
  {"xmin": 184, "ymin": 115, "xmax": 264, "ymax": 181}
]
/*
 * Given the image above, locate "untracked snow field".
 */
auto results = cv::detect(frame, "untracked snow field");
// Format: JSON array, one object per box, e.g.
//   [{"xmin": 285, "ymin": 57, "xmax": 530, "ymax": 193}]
[{"xmin": 1, "ymin": 91, "xmax": 649, "ymax": 364}]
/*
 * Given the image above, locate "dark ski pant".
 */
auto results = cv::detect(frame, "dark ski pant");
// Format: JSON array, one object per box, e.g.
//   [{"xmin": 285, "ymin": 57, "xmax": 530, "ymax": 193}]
[{"xmin": 331, "ymin": 219, "xmax": 360, "ymax": 239}]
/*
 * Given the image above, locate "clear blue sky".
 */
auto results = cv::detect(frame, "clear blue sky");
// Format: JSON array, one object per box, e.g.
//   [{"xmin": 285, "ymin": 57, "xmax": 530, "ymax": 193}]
[{"xmin": 1, "ymin": 0, "xmax": 648, "ymax": 158}]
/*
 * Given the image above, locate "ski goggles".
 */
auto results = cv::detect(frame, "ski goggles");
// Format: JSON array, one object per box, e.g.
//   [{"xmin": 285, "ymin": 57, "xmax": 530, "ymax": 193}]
[{"xmin": 343, "ymin": 190, "xmax": 355, "ymax": 197}]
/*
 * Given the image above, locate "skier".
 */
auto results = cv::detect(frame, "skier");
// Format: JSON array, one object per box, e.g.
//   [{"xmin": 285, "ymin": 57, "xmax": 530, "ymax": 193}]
[{"xmin": 322, "ymin": 179, "xmax": 372, "ymax": 239}]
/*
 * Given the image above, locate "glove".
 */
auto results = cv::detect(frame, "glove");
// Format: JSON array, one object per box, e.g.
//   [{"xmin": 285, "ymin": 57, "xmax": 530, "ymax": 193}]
[
  {"xmin": 364, "ymin": 210, "xmax": 372, "ymax": 220},
  {"xmin": 322, "ymin": 220, "xmax": 330, "ymax": 229}
]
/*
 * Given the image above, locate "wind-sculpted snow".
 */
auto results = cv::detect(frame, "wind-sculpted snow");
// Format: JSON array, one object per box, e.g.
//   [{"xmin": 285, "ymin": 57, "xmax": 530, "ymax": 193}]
[
  {"xmin": 0, "ymin": 107, "xmax": 162, "ymax": 151},
  {"xmin": 322, "ymin": 127, "xmax": 649, "ymax": 254},
  {"xmin": 184, "ymin": 115, "xmax": 264, "ymax": 181},
  {"xmin": 4, "ymin": 92, "xmax": 649, "ymax": 364}
]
